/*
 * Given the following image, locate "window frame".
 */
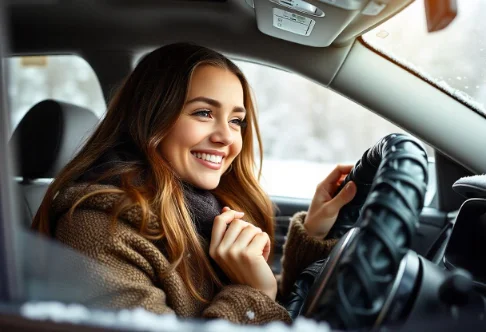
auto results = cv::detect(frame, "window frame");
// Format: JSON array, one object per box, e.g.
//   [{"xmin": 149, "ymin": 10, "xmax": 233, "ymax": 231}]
[{"xmin": 0, "ymin": 1, "xmax": 23, "ymax": 303}]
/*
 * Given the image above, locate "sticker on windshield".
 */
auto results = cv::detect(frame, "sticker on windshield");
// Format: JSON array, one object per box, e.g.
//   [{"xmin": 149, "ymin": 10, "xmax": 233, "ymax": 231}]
[{"xmin": 273, "ymin": 8, "xmax": 315, "ymax": 36}]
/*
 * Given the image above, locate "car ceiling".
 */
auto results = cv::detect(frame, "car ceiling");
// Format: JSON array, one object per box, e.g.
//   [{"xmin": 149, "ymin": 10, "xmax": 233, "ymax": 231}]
[
  {"xmin": 4, "ymin": 0, "xmax": 486, "ymax": 174},
  {"xmin": 7, "ymin": 0, "xmax": 411, "ymax": 84}
]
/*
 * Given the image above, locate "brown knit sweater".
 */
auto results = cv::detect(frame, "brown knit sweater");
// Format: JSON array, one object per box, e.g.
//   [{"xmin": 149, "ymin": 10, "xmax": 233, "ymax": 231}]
[{"xmin": 52, "ymin": 183, "xmax": 338, "ymax": 325}]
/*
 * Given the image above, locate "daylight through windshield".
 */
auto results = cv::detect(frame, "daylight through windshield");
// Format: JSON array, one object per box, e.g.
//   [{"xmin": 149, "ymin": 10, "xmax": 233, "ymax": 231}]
[{"xmin": 363, "ymin": 0, "xmax": 486, "ymax": 113}]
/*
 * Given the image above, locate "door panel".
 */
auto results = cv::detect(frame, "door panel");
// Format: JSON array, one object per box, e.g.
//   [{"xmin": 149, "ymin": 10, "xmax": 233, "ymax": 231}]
[{"xmin": 270, "ymin": 196, "xmax": 310, "ymax": 273}]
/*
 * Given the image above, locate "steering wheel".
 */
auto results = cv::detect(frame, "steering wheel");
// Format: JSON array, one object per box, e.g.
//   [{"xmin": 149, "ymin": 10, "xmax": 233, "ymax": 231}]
[{"xmin": 288, "ymin": 133, "xmax": 430, "ymax": 329}]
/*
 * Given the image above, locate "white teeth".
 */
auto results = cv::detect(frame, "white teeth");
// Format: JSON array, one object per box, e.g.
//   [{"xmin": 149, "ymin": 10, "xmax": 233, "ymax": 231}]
[{"xmin": 192, "ymin": 152, "xmax": 223, "ymax": 164}]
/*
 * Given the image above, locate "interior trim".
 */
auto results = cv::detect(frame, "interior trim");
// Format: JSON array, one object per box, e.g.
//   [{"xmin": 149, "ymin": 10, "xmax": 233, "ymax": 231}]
[{"xmin": 330, "ymin": 40, "xmax": 486, "ymax": 174}]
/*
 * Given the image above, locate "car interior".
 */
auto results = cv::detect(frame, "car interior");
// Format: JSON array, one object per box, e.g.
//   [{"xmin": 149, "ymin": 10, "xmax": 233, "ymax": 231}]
[{"xmin": 0, "ymin": 0, "xmax": 485, "ymax": 331}]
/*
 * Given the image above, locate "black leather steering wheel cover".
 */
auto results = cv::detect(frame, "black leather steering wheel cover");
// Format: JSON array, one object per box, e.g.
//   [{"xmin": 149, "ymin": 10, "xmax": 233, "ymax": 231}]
[{"xmin": 298, "ymin": 133, "xmax": 429, "ymax": 329}]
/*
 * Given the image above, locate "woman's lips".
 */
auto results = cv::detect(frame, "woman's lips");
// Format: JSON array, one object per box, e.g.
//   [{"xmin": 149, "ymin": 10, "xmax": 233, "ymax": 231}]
[{"xmin": 192, "ymin": 153, "xmax": 222, "ymax": 170}]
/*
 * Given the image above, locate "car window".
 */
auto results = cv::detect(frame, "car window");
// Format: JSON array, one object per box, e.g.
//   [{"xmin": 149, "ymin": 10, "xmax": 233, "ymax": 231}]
[
  {"xmin": 7, "ymin": 55, "xmax": 106, "ymax": 131},
  {"xmin": 234, "ymin": 60, "xmax": 435, "ymax": 200},
  {"xmin": 363, "ymin": 0, "xmax": 486, "ymax": 115}
]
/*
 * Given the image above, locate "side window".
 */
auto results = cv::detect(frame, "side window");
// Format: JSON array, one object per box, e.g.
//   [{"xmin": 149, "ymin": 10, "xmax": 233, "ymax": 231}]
[
  {"xmin": 7, "ymin": 55, "xmax": 106, "ymax": 130},
  {"xmin": 235, "ymin": 60, "xmax": 435, "ymax": 199}
]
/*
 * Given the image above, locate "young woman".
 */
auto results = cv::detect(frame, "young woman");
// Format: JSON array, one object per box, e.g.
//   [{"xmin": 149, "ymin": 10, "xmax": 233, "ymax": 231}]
[{"xmin": 32, "ymin": 43, "xmax": 357, "ymax": 325}]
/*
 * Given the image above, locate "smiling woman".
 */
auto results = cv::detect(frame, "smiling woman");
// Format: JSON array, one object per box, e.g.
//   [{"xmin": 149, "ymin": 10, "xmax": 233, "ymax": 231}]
[
  {"xmin": 159, "ymin": 65, "xmax": 245, "ymax": 190},
  {"xmin": 29, "ymin": 42, "xmax": 356, "ymax": 325}
]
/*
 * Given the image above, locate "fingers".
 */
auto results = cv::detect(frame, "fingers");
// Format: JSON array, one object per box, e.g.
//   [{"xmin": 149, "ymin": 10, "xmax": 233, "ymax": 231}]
[
  {"xmin": 219, "ymin": 219, "xmax": 251, "ymax": 250},
  {"xmin": 212, "ymin": 207, "xmax": 270, "ymax": 264},
  {"xmin": 336, "ymin": 174, "xmax": 347, "ymax": 187},
  {"xmin": 318, "ymin": 164, "xmax": 354, "ymax": 196},
  {"xmin": 262, "ymin": 234, "xmax": 271, "ymax": 262},
  {"xmin": 329, "ymin": 181, "xmax": 357, "ymax": 210},
  {"xmin": 246, "ymin": 232, "xmax": 271, "ymax": 260},
  {"xmin": 210, "ymin": 209, "xmax": 244, "ymax": 255},
  {"xmin": 230, "ymin": 225, "xmax": 262, "ymax": 252}
]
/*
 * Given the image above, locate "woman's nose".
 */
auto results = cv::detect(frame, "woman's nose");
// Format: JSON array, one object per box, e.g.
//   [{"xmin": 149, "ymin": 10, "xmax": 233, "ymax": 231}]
[{"xmin": 210, "ymin": 122, "xmax": 234, "ymax": 146}]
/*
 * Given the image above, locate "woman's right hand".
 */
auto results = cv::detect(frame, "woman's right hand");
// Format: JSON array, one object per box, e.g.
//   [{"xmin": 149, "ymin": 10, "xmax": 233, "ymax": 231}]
[{"xmin": 209, "ymin": 208, "xmax": 277, "ymax": 300}]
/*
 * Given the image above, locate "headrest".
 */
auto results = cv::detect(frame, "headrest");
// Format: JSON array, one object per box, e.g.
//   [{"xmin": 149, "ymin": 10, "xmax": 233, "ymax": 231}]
[{"xmin": 10, "ymin": 100, "xmax": 99, "ymax": 179}]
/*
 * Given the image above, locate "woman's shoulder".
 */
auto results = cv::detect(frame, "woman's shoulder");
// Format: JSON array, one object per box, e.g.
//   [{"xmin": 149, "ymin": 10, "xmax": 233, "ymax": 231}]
[
  {"xmin": 53, "ymin": 182, "xmax": 123, "ymax": 216},
  {"xmin": 52, "ymin": 183, "xmax": 170, "ymax": 282},
  {"xmin": 52, "ymin": 182, "xmax": 160, "ymax": 234}
]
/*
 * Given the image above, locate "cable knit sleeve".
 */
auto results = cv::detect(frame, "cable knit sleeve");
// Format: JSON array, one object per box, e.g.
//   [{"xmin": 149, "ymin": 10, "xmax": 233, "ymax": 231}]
[
  {"xmin": 279, "ymin": 211, "xmax": 339, "ymax": 298},
  {"xmin": 203, "ymin": 285, "xmax": 291, "ymax": 324}
]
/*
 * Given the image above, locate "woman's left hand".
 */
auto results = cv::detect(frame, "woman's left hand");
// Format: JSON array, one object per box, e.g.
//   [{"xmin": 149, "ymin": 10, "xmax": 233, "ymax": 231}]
[{"xmin": 304, "ymin": 164, "xmax": 357, "ymax": 239}]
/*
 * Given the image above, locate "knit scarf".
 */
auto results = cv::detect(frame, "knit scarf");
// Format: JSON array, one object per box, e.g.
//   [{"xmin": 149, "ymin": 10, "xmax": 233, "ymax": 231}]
[
  {"xmin": 182, "ymin": 182, "xmax": 231, "ymax": 284},
  {"xmin": 182, "ymin": 182, "xmax": 224, "ymax": 242}
]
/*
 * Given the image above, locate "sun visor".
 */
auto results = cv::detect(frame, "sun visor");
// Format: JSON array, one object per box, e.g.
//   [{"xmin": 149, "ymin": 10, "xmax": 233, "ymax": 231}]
[{"xmin": 246, "ymin": 0, "xmax": 413, "ymax": 47}]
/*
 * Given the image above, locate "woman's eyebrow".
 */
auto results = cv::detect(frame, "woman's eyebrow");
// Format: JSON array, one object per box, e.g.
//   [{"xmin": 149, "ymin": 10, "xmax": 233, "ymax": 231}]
[{"xmin": 185, "ymin": 96, "xmax": 246, "ymax": 114}]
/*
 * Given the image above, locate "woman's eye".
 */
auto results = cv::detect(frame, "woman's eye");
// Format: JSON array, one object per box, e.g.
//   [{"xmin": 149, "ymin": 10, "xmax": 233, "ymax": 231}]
[
  {"xmin": 230, "ymin": 118, "xmax": 247, "ymax": 128},
  {"xmin": 193, "ymin": 109, "xmax": 212, "ymax": 118}
]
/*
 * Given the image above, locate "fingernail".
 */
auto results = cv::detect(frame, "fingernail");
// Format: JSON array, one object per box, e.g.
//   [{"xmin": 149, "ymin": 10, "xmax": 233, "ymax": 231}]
[{"xmin": 346, "ymin": 182, "xmax": 353, "ymax": 191}]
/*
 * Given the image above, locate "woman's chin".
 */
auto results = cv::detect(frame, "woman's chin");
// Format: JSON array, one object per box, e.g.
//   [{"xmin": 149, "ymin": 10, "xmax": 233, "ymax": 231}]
[{"xmin": 187, "ymin": 177, "xmax": 220, "ymax": 191}]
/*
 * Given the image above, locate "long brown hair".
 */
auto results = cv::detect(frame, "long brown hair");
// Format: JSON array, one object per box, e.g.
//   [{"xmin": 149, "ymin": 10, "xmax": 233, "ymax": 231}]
[{"xmin": 31, "ymin": 43, "xmax": 274, "ymax": 302}]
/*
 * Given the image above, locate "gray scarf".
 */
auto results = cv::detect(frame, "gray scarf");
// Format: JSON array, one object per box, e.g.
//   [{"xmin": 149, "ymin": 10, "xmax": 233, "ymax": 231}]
[
  {"xmin": 182, "ymin": 182, "xmax": 224, "ymax": 242},
  {"xmin": 182, "ymin": 182, "xmax": 230, "ymax": 284}
]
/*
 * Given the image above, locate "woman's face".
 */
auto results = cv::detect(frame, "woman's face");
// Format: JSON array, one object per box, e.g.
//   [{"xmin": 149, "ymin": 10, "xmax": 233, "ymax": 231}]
[{"xmin": 159, "ymin": 65, "xmax": 245, "ymax": 190}]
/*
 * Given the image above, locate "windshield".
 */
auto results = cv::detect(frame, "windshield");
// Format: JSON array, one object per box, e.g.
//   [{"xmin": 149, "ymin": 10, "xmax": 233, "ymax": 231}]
[{"xmin": 363, "ymin": 0, "xmax": 486, "ymax": 114}]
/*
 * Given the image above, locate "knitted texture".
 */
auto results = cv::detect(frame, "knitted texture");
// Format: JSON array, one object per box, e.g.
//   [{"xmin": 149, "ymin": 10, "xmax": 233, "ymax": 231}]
[{"xmin": 52, "ymin": 183, "xmax": 337, "ymax": 324}]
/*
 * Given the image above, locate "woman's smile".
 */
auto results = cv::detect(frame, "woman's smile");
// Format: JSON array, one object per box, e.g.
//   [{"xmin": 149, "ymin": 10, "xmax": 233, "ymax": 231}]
[{"xmin": 191, "ymin": 151, "xmax": 225, "ymax": 170}]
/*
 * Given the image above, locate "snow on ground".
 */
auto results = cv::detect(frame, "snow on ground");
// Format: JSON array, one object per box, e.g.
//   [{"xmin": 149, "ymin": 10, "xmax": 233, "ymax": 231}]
[{"xmin": 20, "ymin": 302, "xmax": 332, "ymax": 332}]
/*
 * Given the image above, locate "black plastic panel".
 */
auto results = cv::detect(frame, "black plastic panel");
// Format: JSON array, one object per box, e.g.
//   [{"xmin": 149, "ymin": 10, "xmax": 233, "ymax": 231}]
[{"xmin": 444, "ymin": 199, "xmax": 486, "ymax": 284}]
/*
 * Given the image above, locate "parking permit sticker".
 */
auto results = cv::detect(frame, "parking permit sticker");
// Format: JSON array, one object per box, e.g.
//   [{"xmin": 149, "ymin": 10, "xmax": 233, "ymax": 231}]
[{"xmin": 273, "ymin": 8, "xmax": 316, "ymax": 36}]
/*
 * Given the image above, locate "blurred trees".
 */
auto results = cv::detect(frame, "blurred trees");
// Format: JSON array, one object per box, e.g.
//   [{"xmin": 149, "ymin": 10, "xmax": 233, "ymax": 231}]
[{"xmin": 237, "ymin": 60, "xmax": 427, "ymax": 163}]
